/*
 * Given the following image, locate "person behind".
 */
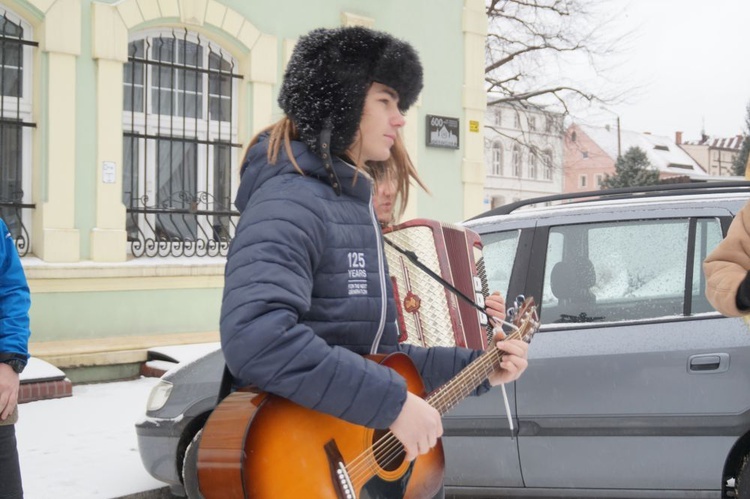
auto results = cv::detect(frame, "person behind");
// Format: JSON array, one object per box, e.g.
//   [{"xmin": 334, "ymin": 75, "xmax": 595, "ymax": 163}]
[
  {"xmin": 0, "ymin": 220, "xmax": 31, "ymax": 499},
  {"xmin": 220, "ymin": 25, "xmax": 528, "ymax": 478},
  {"xmin": 704, "ymin": 199, "xmax": 750, "ymax": 316},
  {"xmin": 369, "ymin": 161, "xmax": 399, "ymax": 229}
]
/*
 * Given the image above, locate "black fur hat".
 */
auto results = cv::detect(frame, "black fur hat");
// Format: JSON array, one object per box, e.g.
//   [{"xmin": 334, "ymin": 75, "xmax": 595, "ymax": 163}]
[{"xmin": 278, "ymin": 26, "xmax": 423, "ymax": 156}]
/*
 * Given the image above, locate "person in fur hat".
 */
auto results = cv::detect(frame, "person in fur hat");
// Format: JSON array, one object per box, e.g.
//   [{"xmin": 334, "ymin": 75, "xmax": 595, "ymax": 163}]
[{"xmin": 219, "ymin": 26, "xmax": 528, "ymax": 497}]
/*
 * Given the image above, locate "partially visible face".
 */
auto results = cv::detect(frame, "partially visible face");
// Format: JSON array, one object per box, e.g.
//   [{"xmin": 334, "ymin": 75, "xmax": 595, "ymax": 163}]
[
  {"xmin": 349, "ymin": 82, "xmax": 406, "ymax": 163},
  {"xmin": 374, "ymin": 175, "xmax": 397, "ymax": 225}
]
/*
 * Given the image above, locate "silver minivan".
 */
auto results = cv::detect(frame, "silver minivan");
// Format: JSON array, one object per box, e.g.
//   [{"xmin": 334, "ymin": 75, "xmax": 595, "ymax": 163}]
[{"xmin": 136, "ymin": 182, "xmax": 750, "ymax": 499}]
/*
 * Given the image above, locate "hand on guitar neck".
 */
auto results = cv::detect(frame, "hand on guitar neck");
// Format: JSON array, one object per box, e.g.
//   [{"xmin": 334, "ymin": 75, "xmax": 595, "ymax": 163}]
[
  {"xmin": 484, "ymin": 291, "xmax": 528, "ymax": 385},
  {"xmin": 389, "ymin": 290, "xmax": 529, "ymax": 462}
]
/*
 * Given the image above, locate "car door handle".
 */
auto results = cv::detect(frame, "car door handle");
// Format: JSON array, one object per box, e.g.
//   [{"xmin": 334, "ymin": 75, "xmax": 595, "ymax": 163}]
[{"xmin": 688, "ymin": 353, "xmax": 729, "ymax": 373}]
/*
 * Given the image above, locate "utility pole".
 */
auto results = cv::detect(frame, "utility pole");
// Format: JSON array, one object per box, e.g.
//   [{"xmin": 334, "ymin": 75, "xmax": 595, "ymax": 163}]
[
  {"xmin": 616, "ymin": 115, "xmax": 621, "ymax": 159},
  {"xmin": 600, "ymin": 106, "xmax": 621, "ymax": 159}
]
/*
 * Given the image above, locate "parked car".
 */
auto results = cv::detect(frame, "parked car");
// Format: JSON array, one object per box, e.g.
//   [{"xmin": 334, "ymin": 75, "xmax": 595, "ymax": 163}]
[{"xmin": 136, "ymin": 181, "xmax": 750, "ymax": 499}]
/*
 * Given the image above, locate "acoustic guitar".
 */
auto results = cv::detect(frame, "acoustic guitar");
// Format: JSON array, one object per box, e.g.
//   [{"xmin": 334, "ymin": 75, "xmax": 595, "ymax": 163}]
[{"xmin": 197, "ymin": 298, "xmax": 538, "ymax": 499}]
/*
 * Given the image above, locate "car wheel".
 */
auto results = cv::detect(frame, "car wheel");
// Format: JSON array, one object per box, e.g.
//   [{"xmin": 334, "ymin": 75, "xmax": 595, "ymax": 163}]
[
  {"xmin": 182, "ymin": 428, "xmax": 205, "ymax": 499},
  {"xmin": 736, "ymin": 455, "xmax": 750, "ymax": 499}
]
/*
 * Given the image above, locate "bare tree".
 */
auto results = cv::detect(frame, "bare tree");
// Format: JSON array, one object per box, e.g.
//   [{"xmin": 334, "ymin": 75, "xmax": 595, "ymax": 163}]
[
  {"xmin": 485, "ymin": 0, "xmax": 631, "ymax": 114},
  {"xmin": 482, "ymin": 0, "xmax": 634, "ymax": 173}
]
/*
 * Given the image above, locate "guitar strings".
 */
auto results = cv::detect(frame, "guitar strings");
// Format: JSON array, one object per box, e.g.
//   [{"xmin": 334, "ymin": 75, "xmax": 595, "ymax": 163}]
[
  {"xmin": 345, "ymin": 320, "xmax": 532, "ymax": 484},
  {"xmin": 344, "ymin": 314, "xmax": 536, "ymax": 487},
  {"xmin": 344, "ymin": 346, "xmax": 506, "ymax": 486}
]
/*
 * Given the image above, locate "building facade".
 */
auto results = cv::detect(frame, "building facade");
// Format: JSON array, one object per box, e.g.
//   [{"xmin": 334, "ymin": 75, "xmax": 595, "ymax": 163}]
[
  {"xmin": 563, "ymin": 124, "xmax": 708, "ymax": 194},
  {"xmin": 1, "ymin": 0, "xmax": 488, "ymax": 380},
  {"xmin": 679, "ymin": 133, "xmax": 746, "ymax": 177},
  {"xmin": 483, "ymin": 102, "xmax": 564, "ymax": 209}
]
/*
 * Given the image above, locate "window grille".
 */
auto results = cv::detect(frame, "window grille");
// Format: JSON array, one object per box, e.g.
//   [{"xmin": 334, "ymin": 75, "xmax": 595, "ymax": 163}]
[
  {"xmin": 0, "ymin": 11, "xmax": 36, "ymax": 256},
  {"xmin": 123, "ymin": 30, "xmax": 242, "ymax": 257}
]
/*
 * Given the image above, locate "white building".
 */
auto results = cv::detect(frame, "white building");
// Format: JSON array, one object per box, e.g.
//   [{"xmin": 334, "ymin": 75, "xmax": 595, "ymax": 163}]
[{"xmin": 483, "ymin": 101, "xmax": 564, "ymax": 210}]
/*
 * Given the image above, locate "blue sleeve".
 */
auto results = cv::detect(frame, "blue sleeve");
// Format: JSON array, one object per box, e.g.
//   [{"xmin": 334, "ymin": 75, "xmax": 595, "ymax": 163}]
[{"xmin": 0, "ymin": 219, "xmax": 31, "ymax": 363}]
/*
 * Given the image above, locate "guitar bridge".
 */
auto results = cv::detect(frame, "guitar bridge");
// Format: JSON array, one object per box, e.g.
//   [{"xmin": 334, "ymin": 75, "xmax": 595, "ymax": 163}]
[{"xmin": 325, "ymin": 439, "xmax": 356, "ymax": 499}]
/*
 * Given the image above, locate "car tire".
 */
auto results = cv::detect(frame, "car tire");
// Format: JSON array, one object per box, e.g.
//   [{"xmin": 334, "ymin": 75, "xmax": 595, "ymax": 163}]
[
  {"xmin": 736, "ymin": 455, "xmax": 750, "ymax": 499},
  {"xmin": 182, "ymin": 428, "xmax": 205, "ymax": 499}
]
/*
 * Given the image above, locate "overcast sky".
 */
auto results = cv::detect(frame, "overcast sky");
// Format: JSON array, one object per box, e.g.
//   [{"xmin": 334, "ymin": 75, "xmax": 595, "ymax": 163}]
[{"xmin": 598, "ymin": 0, "xmax": 750, "ymax": 141}]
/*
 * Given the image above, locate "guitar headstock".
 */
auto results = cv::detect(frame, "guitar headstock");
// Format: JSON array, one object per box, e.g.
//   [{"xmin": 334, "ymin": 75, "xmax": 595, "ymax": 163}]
[{"xmin": 506, "ymin": 295, "xmax": 539, "ymax": 344}]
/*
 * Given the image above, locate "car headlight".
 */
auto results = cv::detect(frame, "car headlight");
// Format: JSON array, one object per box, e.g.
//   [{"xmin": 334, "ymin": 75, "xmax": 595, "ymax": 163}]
[{"xmin": 146, "ymin": 380, "xmax": 174, "ymax": 412}]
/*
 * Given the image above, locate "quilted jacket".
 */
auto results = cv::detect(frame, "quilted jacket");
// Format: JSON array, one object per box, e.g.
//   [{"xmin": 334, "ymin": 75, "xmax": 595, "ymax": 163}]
[{"xmin": 220, "ymin": 135, "xmax": 485, "ymax": 429}]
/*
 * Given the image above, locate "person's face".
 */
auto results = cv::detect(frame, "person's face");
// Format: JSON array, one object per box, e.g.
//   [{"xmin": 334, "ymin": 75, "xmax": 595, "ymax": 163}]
[
  {"xmin": 374, "ymin": 175, "xmax": 397, "ymax": 224},
  {"xmin": 349, "ymin": 82, "xmax": 406, "ymax": 163}
]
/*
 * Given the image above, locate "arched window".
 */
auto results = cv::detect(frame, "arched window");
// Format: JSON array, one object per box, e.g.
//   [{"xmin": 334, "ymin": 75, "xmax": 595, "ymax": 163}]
[
  {"xmin": 529, "ymin": 153, "xmax": 537, "ymax": 179},
  {"xmin": 512, "ymin": 144, "xmax": 522, "ymax": 177},
  {"xmin": 0, "ymin": 10, "xmax": 35, "ymax": 255},
  {"xmin": 543, "ymin": 149, "xmax": 553, "ymax": 180},
  {"xmin": 491, "ymin": 140, "xmax": 503, "ymax": 176},
  {"xmin": 122, "ymin": 30, "xmax": 242, "ymax": 257}
]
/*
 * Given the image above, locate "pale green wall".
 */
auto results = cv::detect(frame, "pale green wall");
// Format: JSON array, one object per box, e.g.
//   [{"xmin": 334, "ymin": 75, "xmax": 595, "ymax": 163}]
[
  {"xmin": 24, "ymin": 0, "xmax": 471, "ymax": 344},
  {"xmin": 30, "ymin": 288, "xmax": 222, "ymax": 338},
  {"xmin": 79, "ymin": 0, "xmax": 468, "ymax": 237}
]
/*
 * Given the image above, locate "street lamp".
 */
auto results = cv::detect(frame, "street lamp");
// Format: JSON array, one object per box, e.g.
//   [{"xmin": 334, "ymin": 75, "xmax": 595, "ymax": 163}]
[{"xmin": 600, "ymin": 106, "xmax": 621, "ymax": 159}]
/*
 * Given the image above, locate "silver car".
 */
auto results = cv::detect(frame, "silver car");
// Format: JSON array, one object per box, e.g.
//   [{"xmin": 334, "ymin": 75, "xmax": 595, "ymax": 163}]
[{"xmin": 136, "ymin": 181, "xmax": 750, "ymax": 499}]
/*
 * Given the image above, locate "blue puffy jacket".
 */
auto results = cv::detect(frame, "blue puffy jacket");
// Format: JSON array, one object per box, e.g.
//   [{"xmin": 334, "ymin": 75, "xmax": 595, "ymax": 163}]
[
  {"xmin": 220, "ymin": 136, "xmax": 486, "ymax": 429},
  {"xmin": 0, "ymin": 219, "xmax": 30, "ymax": 366}
]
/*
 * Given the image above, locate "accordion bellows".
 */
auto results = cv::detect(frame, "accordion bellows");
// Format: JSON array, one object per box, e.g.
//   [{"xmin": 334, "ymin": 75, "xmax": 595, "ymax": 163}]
[{"xmin": 383, "ymin": 219, "xmax": 491, "ymax": 350}]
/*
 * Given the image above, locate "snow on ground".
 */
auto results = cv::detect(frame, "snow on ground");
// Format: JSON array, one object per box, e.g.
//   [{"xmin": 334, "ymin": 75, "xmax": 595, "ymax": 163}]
[{"xmin": 15, "ymin": 376, "xmax": 167, "ymax": 499}]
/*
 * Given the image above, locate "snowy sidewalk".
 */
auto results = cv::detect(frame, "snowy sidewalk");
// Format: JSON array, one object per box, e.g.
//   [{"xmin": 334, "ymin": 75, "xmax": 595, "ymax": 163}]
[{"xmin": 15, "ymin": 376, "xmax": 174, "ymax": 498}]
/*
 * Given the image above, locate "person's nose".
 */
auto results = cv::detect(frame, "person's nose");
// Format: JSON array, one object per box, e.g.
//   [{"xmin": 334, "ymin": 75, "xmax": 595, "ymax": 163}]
[{"xmin": 391, "ymin": 110, "xmax": 405, "ymax": 129}]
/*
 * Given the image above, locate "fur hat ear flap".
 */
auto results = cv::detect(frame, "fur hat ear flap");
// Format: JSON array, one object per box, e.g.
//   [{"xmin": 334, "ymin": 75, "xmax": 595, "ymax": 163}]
[{"xmin": 278, "ymin": 26, "xmax": 423, "ymax": 156}]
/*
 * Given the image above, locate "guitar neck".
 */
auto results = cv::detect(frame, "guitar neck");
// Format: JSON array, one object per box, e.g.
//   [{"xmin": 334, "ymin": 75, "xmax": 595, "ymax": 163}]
[
  {"xmin": 425, "ymin": 348, "xmax": 501, "ymax": 415},
  {"xmin": 424, "ymin": 308, "xmax": 536, "ymax": 416}
]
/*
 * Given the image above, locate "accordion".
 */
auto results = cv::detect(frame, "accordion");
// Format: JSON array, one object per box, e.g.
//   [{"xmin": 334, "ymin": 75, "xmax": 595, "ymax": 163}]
[{"xmin": 382, "ymin": 218, "xmax": 492, "ymax": 350}]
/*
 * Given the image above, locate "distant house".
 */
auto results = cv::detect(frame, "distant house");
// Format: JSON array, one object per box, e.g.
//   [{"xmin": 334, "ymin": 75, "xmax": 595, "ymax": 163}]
[
  {"xmin": 563, "ymin": 124, "xmax": 708, "ymax": 193},
  {"xmin": 483, "ymin": 101, "xmax": 564, "ymax": 209},
  {"xmin": 679, "ymin": 132, "xmax": 746, "ymax": 176}
]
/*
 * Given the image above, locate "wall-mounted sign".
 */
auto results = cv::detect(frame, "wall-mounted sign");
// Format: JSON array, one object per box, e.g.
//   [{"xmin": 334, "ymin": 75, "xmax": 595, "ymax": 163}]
[
  {"xmin": 102, "ymin": 161, "xmax": 116, "ymax": 184},
  {"xmin": 426, "ymin": 114, "xmax": 459, "ymax": 149},
  {"xmin": 469, "ymin": 120, "xmax": 480, "ymax": 133}
]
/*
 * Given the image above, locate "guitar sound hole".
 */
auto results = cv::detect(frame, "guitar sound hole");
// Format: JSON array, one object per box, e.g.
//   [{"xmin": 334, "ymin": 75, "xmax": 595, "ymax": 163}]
[{"xmin": 372, "ymin": 429, "xmax": 405, "ymax": 472}]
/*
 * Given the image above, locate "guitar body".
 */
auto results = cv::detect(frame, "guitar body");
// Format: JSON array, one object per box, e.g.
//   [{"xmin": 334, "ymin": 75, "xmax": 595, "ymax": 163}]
[{"xmin": 198, "ymin": 352, "xmax": 445, "ymax": 499}]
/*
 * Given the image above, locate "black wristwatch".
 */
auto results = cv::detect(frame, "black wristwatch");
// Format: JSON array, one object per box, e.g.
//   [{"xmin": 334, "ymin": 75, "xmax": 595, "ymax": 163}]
[{"xmin": 1, "ymin": 358, "xmax": 25, "ymax": 374}]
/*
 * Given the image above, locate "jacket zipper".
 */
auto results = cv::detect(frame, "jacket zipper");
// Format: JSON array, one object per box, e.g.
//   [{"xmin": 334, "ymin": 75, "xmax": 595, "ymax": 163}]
[{"xmin": 369, "ymin": 188, "xmax": 387, "ymax": 354}]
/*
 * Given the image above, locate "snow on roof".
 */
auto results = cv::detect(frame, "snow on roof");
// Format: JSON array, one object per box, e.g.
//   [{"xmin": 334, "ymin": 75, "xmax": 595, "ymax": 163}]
[
  {"xmin": 576, "ymin": 124, "xmax": 708, "ymax": 178},
  {"xmin": 683, "ymin": 134, "xmax": 746, "ymax": 150}
]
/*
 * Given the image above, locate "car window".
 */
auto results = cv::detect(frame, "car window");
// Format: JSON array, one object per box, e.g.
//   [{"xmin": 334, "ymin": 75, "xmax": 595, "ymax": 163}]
[
  {"xmin": 481, "ymin": 229, "xmax": 521, "ymax": 298},
  {"xmin": 692, "ymin": 218, "xmax": 724, "ymax": 314},
  {"xmin": 541, "ymin": 217, "xmax": 722, "ymax": 324}
]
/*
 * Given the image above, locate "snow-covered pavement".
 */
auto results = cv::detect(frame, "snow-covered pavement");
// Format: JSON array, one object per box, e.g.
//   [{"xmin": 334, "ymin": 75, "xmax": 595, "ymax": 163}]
[{"xmin": 15, "ymin": 376, "xmax": 170, "ymax": 498}]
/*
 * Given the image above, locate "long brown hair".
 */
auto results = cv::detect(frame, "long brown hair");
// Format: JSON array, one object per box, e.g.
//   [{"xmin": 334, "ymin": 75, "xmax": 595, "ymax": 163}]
[{"xmin": 245, "ymin": 116, "xmax": 428, "ymax": 216}]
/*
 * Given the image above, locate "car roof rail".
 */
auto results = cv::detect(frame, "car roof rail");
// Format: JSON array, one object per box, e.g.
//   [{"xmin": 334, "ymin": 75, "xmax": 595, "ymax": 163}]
[{"xmin": 469, "ymin": 180, "xmax": 750, "ymax": 220}]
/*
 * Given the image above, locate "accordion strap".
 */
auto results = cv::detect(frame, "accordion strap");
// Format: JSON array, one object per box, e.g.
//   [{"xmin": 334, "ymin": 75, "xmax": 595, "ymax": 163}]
[{"xmin": 384, "ymin": 237, "xmax": 487, "ymax": 316}]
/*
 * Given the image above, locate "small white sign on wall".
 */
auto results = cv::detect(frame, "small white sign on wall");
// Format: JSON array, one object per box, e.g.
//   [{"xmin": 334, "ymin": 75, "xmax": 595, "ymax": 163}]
[{"xmin": 102, "ymin": 161, "xmax": 116, "ymax": 184}]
